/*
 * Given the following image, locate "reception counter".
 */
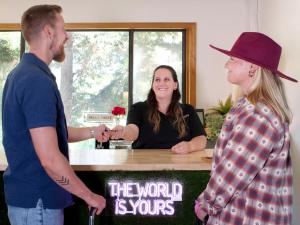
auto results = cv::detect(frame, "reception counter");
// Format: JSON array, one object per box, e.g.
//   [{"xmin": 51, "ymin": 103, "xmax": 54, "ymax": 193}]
[
  {"xmin": 0, "ymin": 149, "xmax": 212, "ymax": 225},
  {"xmin": 1, "ymin": 148, "xmax": 212, "ymax": 171}
]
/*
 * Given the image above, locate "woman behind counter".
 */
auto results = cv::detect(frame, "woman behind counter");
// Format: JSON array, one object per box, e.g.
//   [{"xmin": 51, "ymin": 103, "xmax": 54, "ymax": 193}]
[{"xmin": 110, "ymin": 65, "xmax": 207, "ymax": 154}]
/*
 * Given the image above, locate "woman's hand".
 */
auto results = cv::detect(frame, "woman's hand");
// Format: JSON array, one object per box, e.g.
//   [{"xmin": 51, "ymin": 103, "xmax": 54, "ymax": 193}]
[
  {"xmin": 194, "ymin": 200, "xmax": 208, "ymax": 221},
  {"xmin": 110, "ymin": 125, "xmax": 125, "ymax": 139},
  {"xmin": 171, "ymin": 141, "xmax": 191, "ymax": 154},
  {"xmin": 172, "ymin": 136, "xmax": 207, "ymax": 154}
]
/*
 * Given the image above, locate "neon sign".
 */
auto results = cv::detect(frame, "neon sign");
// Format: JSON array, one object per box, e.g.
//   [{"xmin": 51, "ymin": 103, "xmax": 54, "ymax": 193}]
[{"xmin": 107, "ymin": 181, "xmax": 183, "ymax": 216}]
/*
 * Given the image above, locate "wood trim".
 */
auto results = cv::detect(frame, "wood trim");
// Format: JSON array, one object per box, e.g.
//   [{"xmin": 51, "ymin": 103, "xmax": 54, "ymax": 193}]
[
  {"xmin": 185, "ymin": 23, "xmax": 196, "ymax": 106},
  {"xmin": 0, "ymin": 22, "xmax": 196, "ymax": 106},
  {"xmin": 64, "ymin": 22, "xmax": 195, "ymax": 30},
  {"xmin": 0, "ymin": 24, "xmax": 20, "ymax": 30}
]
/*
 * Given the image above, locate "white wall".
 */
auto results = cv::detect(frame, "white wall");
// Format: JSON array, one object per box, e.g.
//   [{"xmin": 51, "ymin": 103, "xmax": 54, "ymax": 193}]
[
  {"xmin": 0, "ymin": 0, "xmax": 300, "ymax": 221},
  {"xmin": 1, "ymin": 0, "xmax": 299, "ymax": 223},
  {"xmin": 259, "ymin": 0, "xmax": 300, "ymax": 224},
  {"xmin": 0, "ymin": 0, "xmax": 254, "ymax": 110}
]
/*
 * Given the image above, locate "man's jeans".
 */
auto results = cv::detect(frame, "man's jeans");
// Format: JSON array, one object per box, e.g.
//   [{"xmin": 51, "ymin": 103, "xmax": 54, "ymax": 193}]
[{"xmin": 7, "ymin": 199, "xmax": 64, "ymax": 225}]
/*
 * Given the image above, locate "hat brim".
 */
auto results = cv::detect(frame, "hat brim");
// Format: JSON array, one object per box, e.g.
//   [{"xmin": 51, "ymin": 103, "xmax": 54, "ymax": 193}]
[{"xmin": 209, "ymin": 44, "xmax": 298, "ymax": 82}]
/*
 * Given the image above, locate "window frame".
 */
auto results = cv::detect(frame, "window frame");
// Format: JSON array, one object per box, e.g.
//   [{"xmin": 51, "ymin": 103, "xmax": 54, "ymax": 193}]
[{"xmin": 0, "ymin": 22, "xmax": 196, "ymax": 106}]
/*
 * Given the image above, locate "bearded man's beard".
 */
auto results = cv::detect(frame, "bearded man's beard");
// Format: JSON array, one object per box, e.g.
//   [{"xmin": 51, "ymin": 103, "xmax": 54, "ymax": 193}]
[{"xmin": 53, "ymin": 44, "xmax": 65, "ymax": 62}]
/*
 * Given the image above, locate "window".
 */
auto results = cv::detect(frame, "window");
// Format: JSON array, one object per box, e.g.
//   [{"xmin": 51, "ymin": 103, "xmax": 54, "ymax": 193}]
[
  {"xmin": 0, "ymin": 31, "xmax": 21, "ymax": 151},
  {"xmin": 0, "ymin": 23, "xmax": 196, "ymax": 151},
  {"xmin": 49, "ymin": 31, "xmax": 130, "ymax": 125},
  {"xmin": 133, "ymin": 31, "xmax": 183, "ymax": 103}
]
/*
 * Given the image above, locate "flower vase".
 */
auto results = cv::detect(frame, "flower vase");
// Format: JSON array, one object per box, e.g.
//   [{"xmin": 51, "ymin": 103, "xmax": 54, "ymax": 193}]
[
  {"xmin": 114, "ymin": 115, "xmax": 121, "ymax": 126},
  {"xmin": 112, "ymin": 106, "xmax": 126, "ymax": 126}
]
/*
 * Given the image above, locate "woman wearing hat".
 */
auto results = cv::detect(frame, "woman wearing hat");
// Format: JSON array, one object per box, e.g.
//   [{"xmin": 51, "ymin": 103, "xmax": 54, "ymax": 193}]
[{"xmin": 195, "ymin": 32, "xmax": 297, "ymax": 225}]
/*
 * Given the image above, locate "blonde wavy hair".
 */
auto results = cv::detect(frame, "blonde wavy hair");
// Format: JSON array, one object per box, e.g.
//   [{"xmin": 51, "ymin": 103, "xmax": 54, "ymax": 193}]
[{"xmin": 247, "ymin": 67, "xmax": 292, "ymax": 124}]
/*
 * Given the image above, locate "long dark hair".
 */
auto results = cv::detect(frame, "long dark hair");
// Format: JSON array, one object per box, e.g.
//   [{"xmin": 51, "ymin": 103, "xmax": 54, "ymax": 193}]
[{"xmin": 146, "ymin": 65, "xmax": 187, "ymax": 138}]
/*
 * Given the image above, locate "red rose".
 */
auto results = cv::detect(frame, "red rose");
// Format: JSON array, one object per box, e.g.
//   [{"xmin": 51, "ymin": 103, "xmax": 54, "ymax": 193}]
[{"xmin": 112, "ymin": 106, "xmax": 126, "ymax": 115}]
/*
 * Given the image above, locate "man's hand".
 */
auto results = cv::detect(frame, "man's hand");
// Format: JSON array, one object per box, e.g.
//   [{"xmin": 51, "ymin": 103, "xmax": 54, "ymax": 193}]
[
  {"xmin": 93, "ymin": 125, "xmax": 110, "ymax": 142},
  {"xmin": 85, "ymin": 192, "xmax": 106, "ymax": 215}
]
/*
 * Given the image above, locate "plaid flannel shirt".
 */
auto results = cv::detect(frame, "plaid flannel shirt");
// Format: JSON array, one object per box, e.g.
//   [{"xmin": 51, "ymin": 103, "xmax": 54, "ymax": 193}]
[{"xmin": 197, "ymin": 97, "xmax": 292, "ymax": 225}]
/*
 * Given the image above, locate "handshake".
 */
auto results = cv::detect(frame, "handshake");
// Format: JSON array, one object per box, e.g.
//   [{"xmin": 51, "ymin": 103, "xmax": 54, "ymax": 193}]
[{"xmin": 90, "ymin": 125, "xmax": 126, "ymax": 142}]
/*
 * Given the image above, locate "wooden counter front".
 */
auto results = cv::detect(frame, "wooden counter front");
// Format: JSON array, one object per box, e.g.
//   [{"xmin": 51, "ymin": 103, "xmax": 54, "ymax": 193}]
[
  {"xmin": 0, "ymin": 149, "xmax": 212, "ymax": 171},
  {"xmin": 0, "ymin": 149, "xmax": 212, "ymax": 225}
]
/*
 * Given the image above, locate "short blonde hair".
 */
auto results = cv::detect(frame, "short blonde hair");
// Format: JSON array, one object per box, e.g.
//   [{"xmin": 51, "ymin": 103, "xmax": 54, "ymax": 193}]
[
  {"xmin": 247, "ymin": 67, "xmax": 292, "ymax": 124},
  {"xmin": 21, "ymin": 5, "xmax": 62, "ymax": 43}
]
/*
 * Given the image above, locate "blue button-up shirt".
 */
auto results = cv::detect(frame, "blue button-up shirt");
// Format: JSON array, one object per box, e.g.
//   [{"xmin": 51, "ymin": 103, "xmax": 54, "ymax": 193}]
[{"xmin": 2, "ymin": 53, "xmax": 73, "ymax": 208}]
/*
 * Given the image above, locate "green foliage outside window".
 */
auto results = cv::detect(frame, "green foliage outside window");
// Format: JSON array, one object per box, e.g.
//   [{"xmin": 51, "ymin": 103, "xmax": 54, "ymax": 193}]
[
  {"xmin": 133, "ymin": 32, "xmax": 182, "ymax": 103},
  {"xmin": 0, "ymin": 30, "xmax": 183, "ymax": 151},
  {"xmin": 0, "ymin": 32, "xmax": 20, "ymax": 151}
]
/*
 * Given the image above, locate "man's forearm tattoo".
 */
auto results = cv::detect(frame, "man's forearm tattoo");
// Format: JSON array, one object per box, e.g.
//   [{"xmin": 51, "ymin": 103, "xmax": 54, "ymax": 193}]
[{"xmin": 56, "ymin": 176, "xmax": 70, "ymax": 185}]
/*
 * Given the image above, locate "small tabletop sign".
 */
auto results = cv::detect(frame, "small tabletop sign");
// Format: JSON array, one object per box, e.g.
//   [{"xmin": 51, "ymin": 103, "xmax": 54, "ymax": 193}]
[{"xmin": 84, "ymin": 112, "xmax": 113, "ymax": 123}]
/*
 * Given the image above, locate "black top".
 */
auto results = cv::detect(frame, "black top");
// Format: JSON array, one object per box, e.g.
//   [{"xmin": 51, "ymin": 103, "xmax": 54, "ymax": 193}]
[{"xmin": 127, "ymin": 101, "xmax": 206, "ymax": 149}]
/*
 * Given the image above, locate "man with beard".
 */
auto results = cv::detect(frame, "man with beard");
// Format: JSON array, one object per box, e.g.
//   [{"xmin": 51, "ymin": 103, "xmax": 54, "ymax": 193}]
[{"xmin": 2, "ymin": 5, "xmax": 107, "ymax": 225}]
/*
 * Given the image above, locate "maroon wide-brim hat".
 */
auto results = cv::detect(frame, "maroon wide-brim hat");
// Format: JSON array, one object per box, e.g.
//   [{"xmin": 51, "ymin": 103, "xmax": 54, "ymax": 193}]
[{"xmin": 210, "ymin": 32, "xmax": 298, "ymax": 82}]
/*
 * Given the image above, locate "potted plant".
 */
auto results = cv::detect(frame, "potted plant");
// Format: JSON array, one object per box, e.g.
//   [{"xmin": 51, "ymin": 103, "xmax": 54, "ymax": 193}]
[{"xmin": 205, "ymin": 95, "xmax": 233, "ymax": 148}]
